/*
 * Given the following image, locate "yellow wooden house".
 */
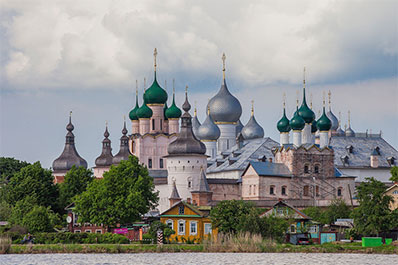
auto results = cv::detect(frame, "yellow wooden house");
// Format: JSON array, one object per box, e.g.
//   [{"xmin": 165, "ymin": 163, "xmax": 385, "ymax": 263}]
[
  {"xmin": 385, "ymin": 183, "xmax": 398, "ymax": 210},
  {"xmin": 160, "ymin": 201, "xmax": 217, "ymax": 243}
]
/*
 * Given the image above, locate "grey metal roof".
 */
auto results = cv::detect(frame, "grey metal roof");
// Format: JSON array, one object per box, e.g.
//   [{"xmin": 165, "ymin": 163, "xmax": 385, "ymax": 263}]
[
  {"xmin": 206, "ymin": 137, "xmax": 279, "ymax": 174},
  {"xmin": 196, "ymin": 111, "xmax": 220, "ymax": 141},
  {"xmin": 326, "ymin": 109, "xmax": 338, "ymax": 131},
  {"xmin": 170, "ymin": 181, "xmax": 180, "ymax": 199},
  {"xmin": 95, "ymin": 126, "xmax": 113, "ymax": 167},
  {"xmin": 148, "ymin": 169, "xmax": 168, "ymax": 178},
  {"xmin": 193, "ymin": 169, "xmax": 210, "ymax": 192},
  {"xmin": 330, "ymin": 134, "xmax": 398, "ymax": 168},
  {"xmin": 192, "ymin": 112, "xmax": 201, "ymax": 138},
  {"xmin": 112, "ymin": 121, "xmax": 132, "ymax": 164},
  {"xmin": 241, "ymin": 114, "xmax": 264, "ymax": 140},
  {"xmin": 248, "ymin": 161, "xmax": 292, "ymax": 177}
]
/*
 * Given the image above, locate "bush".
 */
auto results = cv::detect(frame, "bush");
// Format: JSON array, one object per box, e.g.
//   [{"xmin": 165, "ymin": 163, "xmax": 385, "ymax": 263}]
[{"xmin": 141, "ymin": 233, "xmax": 153, "ymax": 244}]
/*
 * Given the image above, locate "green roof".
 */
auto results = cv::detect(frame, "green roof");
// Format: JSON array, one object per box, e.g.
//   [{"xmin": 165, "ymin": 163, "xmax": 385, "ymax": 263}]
[
  {"xmin": 145, "ymin": 72, "xmax": 168, "ymax": 104},
  {"xmin": 290, "ymin": 107, "xmax": 305, "ymax": 130},
  {"xmin": 137, "ymin": 96, "xmax": 153, "ymax": 119},
  {"xmin": 129, "ymin": 94, "xmax": 140, "ymax": 121},
  {"xmin": 316, "ymin": 107, "xmax": 332, "ymax": 131},
  {"xmin": 277, "ymin": 108, "xmax": 291, "ymax": 133},
  {"xmin": 297, "ymin": 88, "xmax": 315, "ymax": 123},
  {"xmin": 165, "ymin": 93, "xmax": 182, "ymax": 119}
]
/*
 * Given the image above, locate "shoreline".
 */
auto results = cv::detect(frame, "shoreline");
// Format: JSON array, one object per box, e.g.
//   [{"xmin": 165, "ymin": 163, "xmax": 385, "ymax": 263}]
[{"xmin": 5, "ymin": 243, "xmax": 398, "ymax": 255}]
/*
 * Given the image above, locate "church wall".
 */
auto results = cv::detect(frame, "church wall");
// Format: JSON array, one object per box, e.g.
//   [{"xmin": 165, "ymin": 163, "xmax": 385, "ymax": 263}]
[
  {"xmin": 337, "ymin": 167, "xmax": 392, "ymax": 183},
  {"xmin": 155, "ymin": 183, "xmax": 170, "ymax": 213},
  {"xmin": 206, "ymin": 170, "xmax": 241, "ymax": 179},
  {"xmin": 93, "ymin": 166, "xmax": 109, "ymax": 178},
  {"xmin": 208, "ymin": 183, "xmax": 240, "ymax": 201}
]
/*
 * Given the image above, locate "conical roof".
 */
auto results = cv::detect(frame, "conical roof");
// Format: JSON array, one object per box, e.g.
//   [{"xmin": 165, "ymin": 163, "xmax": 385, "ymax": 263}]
[
  {"xmin": 197, "ymin": 107, "xmax": 220, "ymax": 141},
  {"xmin": 192, "ymin": 108, "xmax": 201, "ymax": 137},
  {"xmin": 167, "ymin": 89, "xmax": 206, "ymax": 155},
  {"xmin": 327, "ymin": 110, "xmax": 338, "ymax": 131},
  {"xmin": 277, "ymin": 108, "xmax": 291, "ymax": 133},
  {"xmin": 112, "ymin": 121, "xmax": 132, "ymax": 164},
  {"xmin": 345, "ymin": 126, "xmax": 355, "ymax": 137},
  {"xmin": 290, "ymin": 107, "xmax": 305, "ymax": 131},
  {"xmin": 170, "ymin": 181, "xmax": 181, "ymax": 199},
  {"xmin": 193, "ymin": 168, "xmax": 211, "ymax": 192},
  {"xmin": 241, "ymin": 106, "xmax": 264, "ymax": 140},
  {"xmin": 95, "ymin": 125, "xmax": 113, "ymax": 167},
  {"xmin": 236, "ymin": 119, "xmax": 244, "ymax": 136},
  {"xmin": 53, "ymin": 115, "xmax": 88, "ymax": 171},
  {"xmin": 145, "ymin": 72, "xmax": 168, "ymax": 104},
  {"xmin": 316, "ymin": 107, "xmax": 332, "ymax": 132}
]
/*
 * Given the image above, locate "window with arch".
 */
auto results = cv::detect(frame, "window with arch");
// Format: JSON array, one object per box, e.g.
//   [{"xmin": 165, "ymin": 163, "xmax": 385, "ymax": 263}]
[
  {"xmin": 183, "ymin": 166, "xmax": 185, "ymax": 171},
  {"xmin": 314, "ymin": 164, "xmax": 320, "ymax": 174},
  {"xmin": 166, "ymin": 219, "xmax": 173, "ymax": 230},
  {"xmin": 152, "ymin": 119, "xmax": 155, "ymax": 130},
  {"xmin": 188, "ymin": 179, "xmax": 192, "ymax": 189},
  {"xmin": 270, "ymin": 185, "xmax": 275, "ymax": 195},
  {"xmin": 160, "ymin": 119, "xmax": 162, "ymax": 130},
  {"xmin": 148, "ymin": 158, "xmax": 152, "ymax": 169},
  {"xmin": 249, "ymin": 185, "xmax": 252, "ymax": 195},
  {"xmin": 159, "ymin": 158, "xmax": 164, "ymax": 169},
  {"xmin": 304, "ymin": 164, "xmax": 310, "ymax": 174},
  {"xmin": 337, "ymin": 187, "xmax": 342, "ymax": 197},
  {"xmin": 316, "ymin": 186, "xmax": 320, "ymax": 196},
  {"xmin": 393, "ymin": 190, "xmax": 398, "ymax": 195},
  {"xmin": 303, "ymin": 185, "xmax": 310, "ymax": 196},
  {"xmin": 281, "ymin": 186, "xmax": 287, "ymax": 196}
]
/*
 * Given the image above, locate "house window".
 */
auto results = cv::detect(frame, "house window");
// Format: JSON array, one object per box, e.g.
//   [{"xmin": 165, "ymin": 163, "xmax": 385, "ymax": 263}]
[
  {"xmin": 303, "ymin": 185, "xmax": 309, "ymax": 196},
  {"xmin": 152, "ymin": 119, "xmax": 155, "ymax": 130},
  {"xmin": 253, "ymin": 185, "xmax": 256, "ymax": 195},
  {"xmin": 290, "ymin": 225, "xmax": 296, "ymax": 233},
  {"xmin": 204, "ymin": 223, "xmax": 212, "ymax": 235},
  {"xmin": 393, "ymin": 190, "xmax": 398, "ymax": 195},
  {"xmin": 96, "ymin": 230, "xmax": 102, "ymax": 234},
  {"xmin": 281, "ymin": 186, "xmax": 287, "ymax": 196},
  {"xmin": 337, "ymin": 187, "xmax": 342, "ymax": 196},
  {"xmin": 166, "ymin": 219, "xmax": 173, "ymax": 230},
  {"xmin": 308, "ymin": 225, "xmax": 317, "ymax": 233},
  {"xmin": 304, "ymin": 164, "xmax": 309, "ymax": 174},
  {"xmin": 160, "ymin": 119, "xmax": 162, "ymax": 130},
  {"xmin": 249, "ymin": 185, "xmax": 252, "ymax": 195},
  {"xmin": 160, "ymin": 158, "xmax": 164, "ymax": 169},
  {"xmin": 148, "ymin": 158, "xmax": 152, "ymax": 169},
  {"xmin": 277, "ymin": 208, "xmax": 284, "ymax": 216},
  {"xmin": 178, "ymin": 205, "xmax": 185, "ymax": 215},
  {"xmin": 85, "ymin": 230, "xmax": 91, "ymax": 233},
  {"xmin": 74, "ymin": 230, "xmax": 81, "ymax": 233},
  {"xmin": 190, "ymin": 221, "xmax": 198, "ymax": 235},
  {"xmin": 314, "ymin": 164, "xmax": 319, "ymax": 174},
  {"xmin": 178, "ymin": 220, "xmax": 185, "ymax": 235},
  {"xmin": 316, "ymin": 186, "xmax": 320, "ymax": 196},
  {"xmin": 270, "ymin": 186, "xmax": 275, "ymax": 195}
]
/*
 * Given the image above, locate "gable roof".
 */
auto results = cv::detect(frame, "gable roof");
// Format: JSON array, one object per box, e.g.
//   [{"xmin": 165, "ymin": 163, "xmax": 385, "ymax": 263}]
[
  {"xmin": 243, "ymin": 161, "xmax": 292, "ymax": 177},
  {"xmin": 160, "ymin": 200, "xmax": 206, "ymax": 217},
  {"xmin": 385, "ymin": 183, "xmax": 398, "ymax": 193},
  {"xmin": 261, "ymin": 200, "xmax": 311, "ymax": 220}
]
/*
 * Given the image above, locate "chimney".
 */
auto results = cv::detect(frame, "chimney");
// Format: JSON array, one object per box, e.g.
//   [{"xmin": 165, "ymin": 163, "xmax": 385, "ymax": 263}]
[{"xmin": 268, "ymin": 158, "xmax": 273, "ymax": 163}]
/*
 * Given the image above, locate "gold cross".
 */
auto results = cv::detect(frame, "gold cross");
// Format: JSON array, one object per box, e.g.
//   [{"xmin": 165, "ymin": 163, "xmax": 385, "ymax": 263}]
[
  {"xmin": 251, "ymin": 100, "xmax": 254, "ymax": 116},
  {"xmin": 303, "ymin": 67, "xmax": 306, "ymax": 87},
  {"xmin": 328, "ymin": 90, "xmax": 332, "ymax": 109},
  {"xmin": 222, "ymin": 53, "xmax": 226, "ymax": 79},
  {"xmin": 173, "ymin": 79, "xmax": 175, "ymax": 95},
  {"xmin": 154, "ymin": 48, "xmax": 158, "ymax": 71},
  {"xmin": 283, "ymin": 92, "xmax": 286, "ymax": 108},
  {"xmin": 69, "ymin": 111, "xmax": 72, "ymax": 117}
]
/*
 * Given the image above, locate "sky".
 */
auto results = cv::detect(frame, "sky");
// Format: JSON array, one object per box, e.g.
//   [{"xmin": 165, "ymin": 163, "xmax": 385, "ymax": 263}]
[{"xmin": 1, "ymin": 0, "xmax": 397, "ymax": 169}]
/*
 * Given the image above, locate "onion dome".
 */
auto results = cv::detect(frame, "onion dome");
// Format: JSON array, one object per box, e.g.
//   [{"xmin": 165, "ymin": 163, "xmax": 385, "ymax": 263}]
[
  {"xmin": 112, "ymin": 120, "xmax": 132, "ymax": 164},
  {"xmin": 235, "ymin": 119, "xmax": 244, "ymax": 136},
  {"xmin": 207, "ymin": 53, "xmax": 242, "ymax": 123},
  {"xmin": 345, "ymin": 111, "xmax": 355, "ymax": 137},
  {"xmin": 144, "ymin": 48, "xmax": 168, "ymax": 105},
  {"xmin": 95, "ymin": 125, "xmax": 113, "ymax": 167},
  {"xmin": 53, "ymin": 113, "xmax": 88, "ymax": 171},
  {"xmin": 129, "ymin": 87, "xmax": 140, "ymax": 121},
  {"xmin": 298, "ymin": 87, "xmax": 315, "ymax": 123},
  {"xmin": 137, "ymin": 96, "xmax": 153, "ymax": 119},
  {"xmin": 163, "ymin": 102, "xmax": 168, "ymax": 120},
  {"xmin": 192, "ymin": 107, "xmax": 201, "ymax": 137},
  {"xmin": 197, "ymin": 106, "xmax": 221, "ymax": 141},
  {"xmin": 326, "ymin": 91, "xmax": 338, "ymax": 131},
  {"xmin": 165, "ymin": 90, "xmax": 182, "ymax": 119},
  {"xmin": 336, "ymin": 119, "xmax": 344, "ymax": 136},
  {"xmin": 290, "ymin": 107, "xmax": 305, "ymax": 131},
  {"xmin": 277, "ymin": 107, "xmax": 291, "ymax": 133},
  {"xmin": 316, "ymin": 106, "xmax": 332, "ymax": 132},
  {"xmin": 311, "ymin": 119, "xmax": 318, "ymax": 134},
  {"xmin": 241, "ymin": 103, "xmax": 264, "ymax": 140},
  {"xmin": 167, "ymin": 87, "xmax": 206, "ymax": 155}
]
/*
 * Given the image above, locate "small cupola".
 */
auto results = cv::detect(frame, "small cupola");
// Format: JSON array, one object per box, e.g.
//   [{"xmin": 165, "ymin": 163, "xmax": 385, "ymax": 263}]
[{"xmin": 346, "ymin": 145, "xmax": 354, "ymax": 154}]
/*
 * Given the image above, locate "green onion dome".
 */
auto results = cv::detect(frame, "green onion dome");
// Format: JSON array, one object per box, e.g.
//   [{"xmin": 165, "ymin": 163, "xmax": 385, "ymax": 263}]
[
  {"xmin": 290, "ymin": 107, "xmax": 305, "ymax": 131},
  {"xmin": 129, "ymin": 93, "xmax": 140, "ymax": 121},
  {"xmin": 137, "ymin": 97, "xmax": 153, "ymax": 119},
  {"xmin": 311, "ymin": 119, "xmax": 317, "ymax": 133},
  {"xmin": 145, "ymin": 73, "xmax": 168, "ymax": 104},
  {"xmin": 298, "ymin": 88, "xmax": 315, "ymax": 123},
  {"xmin": 165, "ymin": 93, "xmax": 182, "ymax": 119},
  {"xmin": 316, "ymin": 107, "xmax": 332, "ymax": 131},
  {"xmin": 277, "ymin": 108, "xmax": 291, "ymax": 133}
]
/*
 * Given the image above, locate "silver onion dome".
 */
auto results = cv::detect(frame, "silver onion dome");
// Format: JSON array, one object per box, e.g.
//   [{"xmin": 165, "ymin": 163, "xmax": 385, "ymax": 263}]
[
  {"xmin": 241, "ymin": 106, "xmax": 264, "ymax": 140},
  {"xmin": 236, "ymin": 119, "xmax": 244, "ymax": 136},
  {"xmin": 197, "ymin": 108, "xmax": 221, "ymax": 141},
  {"xmin": 327, "ymin": 110, "xmax": 338, "ymax": 131},
  {"xmin": 95, "ymin": 125, "xmax": 113, "ymax": 167},
  {"xmin": 345, "ymin": 126, "xmax": 355, "ymax": 137},
  {"xmin": 192, "ymin": 107, "xmax": 201, "ymax": 138},
  {"xmin": 112, "ymin": 121, "xmax": 132, "ymax": 164}
]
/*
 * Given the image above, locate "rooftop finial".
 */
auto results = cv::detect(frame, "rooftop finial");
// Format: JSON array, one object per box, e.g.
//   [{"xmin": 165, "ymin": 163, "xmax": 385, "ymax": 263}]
[
  {"xmin": 348, "ymin": 110, "xmax": 351, "ymax": 127},
  {"xmin": 185, "ymin": 85, "xmax": 188, "ymax": 95},
  {"xmin": 283, "ymin": 92, "xmax": 286, "ymax": 109},
  {"xmin": 154, "ymin": 48, "xmax": 158, "ymax": 72},
  {"xmin": 173, "ymin": 78, "xmax": 175, "ymax": 95},
  {"xmin": 296, "ymin": 91, "xmax": 299, "ymax": 107},
  {"xmin": 144, "ymin": 77, "xmax": 146, "ymax": 89},
  {"xmin": 194, "ymin": 101, "xmax": 197, "ymax": 116},
  {"xmin": 338, "ymin": 111, "xmax": 342, "ymax": 126},
  {"xmin": 328, "ymin": 90, "xmax": 332, "ymax": 110},
  {"xmin": 164, "ymin": 80, "xmax": 167, "ymax": 90},
  {"xmin": 310, "ymin": 93, "xmax": 313, "ymax": 109},
  {"xmin": 323, "ymin": 91, "xmax": 326, "ymax": 107},
  {"xmin": 251, "ymin": 100, "xmax": 254, "ymax": 116},
  {"xmin": 124, "ymin": 115, "xmax": 126, "ymax": 122},
  {"xmin": 135, "ymin": 80, "xmax": 138, "ymax": 95},
  {"xmin": 303, "ymin": 66, "xmax": 306, "ymax": 88},
  {"xmin": 222, "ymin": 53, "xmax": 226, "ymax": 80},
  {"xmin": 207, "ymin": 100, "xmax": 210, "ymax": 115}
]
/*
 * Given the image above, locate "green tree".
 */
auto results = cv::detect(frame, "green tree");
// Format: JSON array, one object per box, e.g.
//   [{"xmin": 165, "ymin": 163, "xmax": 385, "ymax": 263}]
[
  {"xmin": 302, "ymin": 206, "xmax": 328, "ymax": 224},
  {"xmin": 4, "ymin": 162, "xmax": 59, "ymax": 210},
  {"xmin": 0, "ymin": 157, "xmax": 30, "ymax": 182},
  {"xmin": 390, "ymin": 166, "xmax": 398, "ymax": 183},
  {"xmin": 210, "ymin": 200, "xmax": 256, "ymax": 234},
  {"xmin": 22, "ymin": 205, "xmax": 59, "ymax": 233},
  {"xmin": 9, "ymin": 196, "xmax": 37, "ymax": 226},
  {"xmin": 262, "ymin": 215, "xmax": 289, "ymax": 242},
  {"xmin": 59, "ymin": 165, "xmax": 93, "ymax": 209},
  {"xmin": 352, "ymin": 177, "xmax": 393, "ymax": 236},
  {"xmin": 148, "ymin": 221, "xmax": 175, "ymax": 243},
  {"xmin": 0, "ymin": 201, "xmax": 12, "ymax": 221},
  {"xmin": 323, "ymin": 198, "xmax": 352, "ymax": 224},
  {"xmin": 74, "ymin": 156, "xmax": 158, "ymax": 227}
]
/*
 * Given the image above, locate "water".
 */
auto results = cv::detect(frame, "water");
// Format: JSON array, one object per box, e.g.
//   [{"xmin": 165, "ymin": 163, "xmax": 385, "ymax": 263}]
[{"xmin": 0, "ymin": 253, "xmax": 397, "ymax": 265}]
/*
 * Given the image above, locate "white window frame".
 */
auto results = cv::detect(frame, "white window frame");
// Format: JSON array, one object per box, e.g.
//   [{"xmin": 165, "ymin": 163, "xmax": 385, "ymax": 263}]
[
  {"xmin": 204, "ymin": 223, "xmax": 212, "ymax": 235},
  {"xmin": 95, "ymin": 229, "xmax": 102, "ymax": 234},
  {"xmin": 393, "ymin": 190, "xmax": 398, "ymax": 195},
  {"xmin": 166, "ymin": 219, "xmax": 174, "ymax": 230},
  {"xmin": 178, "ymin": 220, "xmax": 185, "ymax": 235},
  {"xmin": 74, "ymin": 230, "xmax": 81, "ymax": 233},
  {"xmin": 189, "ymin": 221, "xmax": 198, "ymax": 236},
  {"xmin": 85, "ymin": 229, "xmax": 91, "ymax": 233}
]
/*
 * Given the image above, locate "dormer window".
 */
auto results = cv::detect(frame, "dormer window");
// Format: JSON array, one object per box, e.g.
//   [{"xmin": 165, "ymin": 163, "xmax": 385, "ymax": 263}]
[
  {"xmin": 346, "ymin": 145, "xmax": 353, "ymax": 154},
  {"xmin": 178, "ymin": 205, "xmax": 184, "ymax": 215},
  {"xmin": 341, "ymin": 155, "xmax": 349, "ymax": 166},
  {"xmin": 374, "ymin": 146, "xmax": 381, "ymax": 155},
  {"xmin": 387, "ymin": 157, "xmax": 396, "ymax": 166}
]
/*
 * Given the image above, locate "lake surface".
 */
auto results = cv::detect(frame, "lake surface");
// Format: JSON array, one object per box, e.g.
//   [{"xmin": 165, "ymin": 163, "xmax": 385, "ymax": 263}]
[{"xmin": 1, "ymin": 253, "xmax": 397, "ymax": 265}]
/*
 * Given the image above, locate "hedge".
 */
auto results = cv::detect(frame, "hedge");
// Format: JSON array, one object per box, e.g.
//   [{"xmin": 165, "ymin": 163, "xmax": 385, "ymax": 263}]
[{"xmin": 1, "ymin": 232, "xmax": 130, "ymax": 244}]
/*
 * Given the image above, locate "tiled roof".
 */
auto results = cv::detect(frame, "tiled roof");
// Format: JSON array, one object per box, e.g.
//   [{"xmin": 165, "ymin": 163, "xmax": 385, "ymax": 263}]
[
  {"xmin": 330, "ymin": 135, "xmax": 398, "ymax": 168},
  {"xmin": 248, "ymin": 161, "xmax": 292, "ymax": 177},
  {"xmin": 206, "ymin": 137, "xmax": 279, "ymax": 175}
]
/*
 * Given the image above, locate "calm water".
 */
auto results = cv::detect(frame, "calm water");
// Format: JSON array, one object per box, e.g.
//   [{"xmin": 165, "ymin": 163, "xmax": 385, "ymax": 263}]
[{"xmin": 1, "ymin": 253, "xmax": 397, "ymax": 265}]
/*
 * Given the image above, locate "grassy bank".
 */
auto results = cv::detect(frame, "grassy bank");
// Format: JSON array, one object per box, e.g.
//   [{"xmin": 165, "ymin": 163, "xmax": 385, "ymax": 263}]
[{"xmin": 6, "ymin": 242, "xmax": 398, "ymax": 254}]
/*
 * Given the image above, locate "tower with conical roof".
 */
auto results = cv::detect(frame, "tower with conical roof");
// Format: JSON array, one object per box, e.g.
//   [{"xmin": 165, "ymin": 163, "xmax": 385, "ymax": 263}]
[
  {"xmin": 207, "ymin": 53, "xmax": 242, "ymax": 153},
  {"xmin": 169, "ymin": 180, "xmax": 182, "ymax": 207},
  {"xmin": 345, "ymin": 110, "xmax": 355, "ymax": 137},
  {"xmin": 197, "ymin": 105, "xmax": 221, "ymax": 159},
  {"xmin": 52, "ymin": 112, "xmax": 88, "ymax": 183},
  {"xmin": 277, "ymin": 94, "xmax": 291, "ymax": 145},
  {"xmin": 241, "ymin": 100, "xmax": 264, "ymax": 141},
  {"xmin": 191, "ymin": 168, "xmax": 213, "ymax": 206},
  {"xmin": 192, "ymin": 102, "xmax": 201, "ymax": 138},
  {"xmin": 113, "ymin": 119, "xmax": 133, "ymax": 164},
  {"xmin": 94, "ymin": 123, "xmax": 113, "ymax": 178},
  {"xmin": 166, "ymin": 79, "xmax": 182, "ymax": 134},
  {"xmin": 163, "ymin": 86, "xmax": 207, "ymax": 212},
  {"xmin": 298, "ymin": 68, "xmax": 315, "ymax": 145}
]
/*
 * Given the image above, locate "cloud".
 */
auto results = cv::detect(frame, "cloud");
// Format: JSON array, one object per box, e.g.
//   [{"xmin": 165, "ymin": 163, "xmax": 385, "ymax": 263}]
[{"xmin": 1, "ymin": 0, "xmax": 397, "ymax": 91}]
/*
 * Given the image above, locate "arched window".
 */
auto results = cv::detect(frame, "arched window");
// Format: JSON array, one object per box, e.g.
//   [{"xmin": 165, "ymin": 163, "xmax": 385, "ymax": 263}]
[
  {"xmin": 281, "ymin": 186, "xmax": 287, "ymax": 196},
  {"xmin": 303, "ymin": 185, "xmax": 310, "ymax": 196},
  {"xmin": 188, "ymin": 177, "xmax": 192, "ymax": 189},
  {"xmin": 314, "ymin": 164, "xmax": 320, "ymax": 174},
  {"xmin": 316, "ymin": 186, "xmax": 320, "ymax": 196},
  {"xmin": 304, "ymin": 164, "xmax": 310, "ymax": 174},
  {"xmin": 337, "ymin": 187, "xmax": 342, "ymax": 197},
  {"xmin": 152, "ymin": 119, "xmax": 155, "ymax": 130},
  {"xmin": 270, "ymin": 185, "xmax": 275, "ymax": 195}
]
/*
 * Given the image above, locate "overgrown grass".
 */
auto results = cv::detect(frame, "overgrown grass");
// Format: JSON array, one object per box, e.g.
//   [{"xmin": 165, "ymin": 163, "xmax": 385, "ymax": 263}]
[{"xmin": 0, "ymin": 236, "xmax": 12, "ymax": 254}]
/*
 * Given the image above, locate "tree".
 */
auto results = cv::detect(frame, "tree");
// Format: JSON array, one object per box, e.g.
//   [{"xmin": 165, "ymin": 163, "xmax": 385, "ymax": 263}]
[
  {"xmin": 323, "ymin": 198, "xmax": 352, "ymax": 224},
  {"xmin": 262, "ymin": 215, "xmax": 289, "ymax": 243},
  {"xmin": 74, "ymin": 156, "xmax": 158, "ymax": 227},
  {"xmin": 148, "ymin": 221, "xmax": 175, "ymax": 243},
  {"xmin": 302, "ymin": 206, "xmax": 328, "ymax": 224},
  {"xmin": 22, "ymin": 205, "xmax": 58, "ymax": 233},
  {"xmin": 210, "ymin": 200, "xmax": 256, "ymax": 234},
  {"xmin": 9, "ymin": 196, "xmax": 37, "ymax": 226},
  {"xmin": 0, "ymin": 157, "xmax": 30, "ymax": 182},
  {"xmin": 58, "ymin": 165, "xmax": 93, "ymax": 209},
  {"xmin": 390, "ymin": 166, "xmax": 398, "ymax": 183},
  {"xmin": 4, "ymin": 162, "xmax": 59, "ymax": 211},
  {"xmin": 0, "ymin": 201, "xmax": 12, "ymax": 221},
  {"xmin": 352, "ymin": 177, "xmax": 393, "ymax": 236}
]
